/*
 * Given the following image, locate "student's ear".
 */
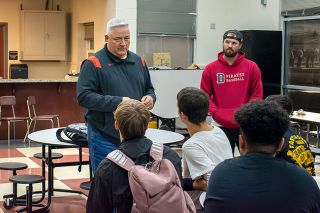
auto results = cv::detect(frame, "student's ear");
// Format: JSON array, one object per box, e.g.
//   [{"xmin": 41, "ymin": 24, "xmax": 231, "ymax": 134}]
[
  {"xmin": 179, "ymin": 112, "xmax": 187, "ymax": 122},
  {"xmin": 276, "ymin": 137, "xmax": 285, "ymax": 152},
  {"xmin": 239, "ymin": 134, "xmax": 246, "ymax": 155}
]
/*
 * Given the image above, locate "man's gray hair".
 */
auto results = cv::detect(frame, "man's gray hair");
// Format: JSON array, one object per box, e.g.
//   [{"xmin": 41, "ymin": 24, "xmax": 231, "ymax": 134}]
[{"xmin": 106, "ymin": 18, "xmax": 129, "ymax": 34}]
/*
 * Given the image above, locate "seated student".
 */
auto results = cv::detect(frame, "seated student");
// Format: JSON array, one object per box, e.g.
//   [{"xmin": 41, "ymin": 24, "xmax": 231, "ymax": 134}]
[
  {"xmin": 177, "ymin": 87, "xmax": 233, "ymax": 213},
  {"xmin": 265, "ymin": 95, "xmax": 315, "ymax": 175},
  {"xmin": 205, "ymin": 100, "xmax": 320, "ymax": 213},
  {"xmin": 86, "ymin": 100, "xmax": 182, "ymax": 213}
]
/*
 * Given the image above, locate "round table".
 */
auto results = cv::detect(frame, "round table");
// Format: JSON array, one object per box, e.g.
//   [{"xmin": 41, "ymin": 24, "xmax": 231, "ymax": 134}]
[
  {"xmin": 28, "ymin": 127, "xmax": 184, "ymax": 146},
  {"xmin": 145, "ymin": 128, "xmax": 184, "ymax": 144},
  {"xmin": 27, "ymin": 127, "xmax": 184, "ymax": 205}
]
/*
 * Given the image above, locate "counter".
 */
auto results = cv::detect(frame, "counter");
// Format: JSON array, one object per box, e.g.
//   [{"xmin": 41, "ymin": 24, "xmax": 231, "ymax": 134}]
[
  {"xmin": 0, "ymin": 79, "xmax": 84, "ymax": 140},
  {"xmin": 0, "ymin": 79, "xmax": 77, "ymax": 83}
]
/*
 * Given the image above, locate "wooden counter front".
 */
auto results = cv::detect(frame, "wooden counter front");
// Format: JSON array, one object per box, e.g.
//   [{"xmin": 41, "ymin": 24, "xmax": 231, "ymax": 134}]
[{"xmin": 0, "ymin": 80, "xmax": 84, "ymax": 140}]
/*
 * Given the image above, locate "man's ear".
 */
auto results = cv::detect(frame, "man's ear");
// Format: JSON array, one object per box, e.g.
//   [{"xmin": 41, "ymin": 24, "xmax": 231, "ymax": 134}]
[
  {"xmin": 239, "ymin": 43, "xmax": 243, "ymax": 49},
  {"xmin": 105, "ymin": 35, "xmax": 109, "ymax": 43},
  {"xmin": 239, "ymin": 134, "xmax": 246, "ymax": 155},
  {"xmin": 276, "ymin": 137, "xmax": 285, "ymax": 152}
]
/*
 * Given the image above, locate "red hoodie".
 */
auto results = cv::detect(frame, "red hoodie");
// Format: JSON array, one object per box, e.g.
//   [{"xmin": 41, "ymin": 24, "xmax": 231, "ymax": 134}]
[{"xmin": 200, "ymin": 52, "xmax": 263, "ymax": 129}]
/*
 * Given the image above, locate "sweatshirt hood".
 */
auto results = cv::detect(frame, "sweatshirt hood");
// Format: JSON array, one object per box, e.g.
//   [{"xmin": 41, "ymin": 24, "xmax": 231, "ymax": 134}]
[{"xmin": 218, "ymin": 51, "xmax": 245, "ymax": 66}]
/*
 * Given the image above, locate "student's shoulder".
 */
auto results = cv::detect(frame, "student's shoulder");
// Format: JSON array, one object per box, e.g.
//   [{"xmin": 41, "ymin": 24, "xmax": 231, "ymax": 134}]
[
  {"xmin": 182, "ymin": 136, "xmax": 202, "ymax": 150},
  {"xmin": 95, "ymin": 158, "xmax": 115, "ymax": 179}
]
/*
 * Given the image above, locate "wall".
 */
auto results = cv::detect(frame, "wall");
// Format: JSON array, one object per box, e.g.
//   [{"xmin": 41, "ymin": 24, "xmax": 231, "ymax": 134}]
[
  {"xmin": 0, "ymin": 0, "xmax": 71, "ymax": 79},
  {"xmin": 115, "ymin": 0, "xmax": 137, "ymax": 52},
  {"xmin": 282, "ymin": 0, "xmax": 320, "ymax": 11},
  {"xmin": 0, "ymin": 0, "xmax": 281, "ymax": 77},
  {"xmin": 69, "ymin": 0, "xmax": 137, "ymax": 71},
  {"xmin": 195, "ymin": 0, "xmax": 281, "ymax": 65},
  {"xmin": 69, "ymin": 0, "xmax": 115, "ymax": 72}
]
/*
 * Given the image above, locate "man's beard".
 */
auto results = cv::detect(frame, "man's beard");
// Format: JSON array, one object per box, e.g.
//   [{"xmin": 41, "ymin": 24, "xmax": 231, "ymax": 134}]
[{"xmin": 223, "ymin": 48, "xmax": 238, "ymax": 57}]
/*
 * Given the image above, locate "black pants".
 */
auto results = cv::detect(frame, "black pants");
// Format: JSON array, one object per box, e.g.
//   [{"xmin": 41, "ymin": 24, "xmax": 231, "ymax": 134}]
[{"xmin": 221, "ymin": 127, "xmax": 240, "ymax": 155}]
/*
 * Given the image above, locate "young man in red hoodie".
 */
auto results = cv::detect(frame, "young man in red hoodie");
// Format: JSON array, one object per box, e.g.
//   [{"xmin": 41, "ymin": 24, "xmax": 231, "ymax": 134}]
[{"xmin": 200, "ymin": 29, "xmax": 263, "ymax": 154}]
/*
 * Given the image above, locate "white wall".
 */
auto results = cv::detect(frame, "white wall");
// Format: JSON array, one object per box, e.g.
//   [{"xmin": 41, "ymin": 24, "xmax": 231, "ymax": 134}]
[{"xmin": 195, "ymin": 0, "xmax": 281, "ymax": 65}]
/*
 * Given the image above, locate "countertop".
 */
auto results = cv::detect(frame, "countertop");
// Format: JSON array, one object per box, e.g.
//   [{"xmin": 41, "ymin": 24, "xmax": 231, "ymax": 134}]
[{"xmin": 0, "ymin": 79, "xmax": 78, "ymax": 83}]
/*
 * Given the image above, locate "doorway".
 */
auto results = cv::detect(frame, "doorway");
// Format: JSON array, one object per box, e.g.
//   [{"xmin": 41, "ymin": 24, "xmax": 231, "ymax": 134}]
[{"xmin": 0, "ymin": 23, "xmax": 7, "ymax": 79}]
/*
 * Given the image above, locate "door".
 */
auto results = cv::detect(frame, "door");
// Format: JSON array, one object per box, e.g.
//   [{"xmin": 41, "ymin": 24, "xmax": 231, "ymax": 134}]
[
  {"xmin": 0, "ymin": 24, "xmax": 5, "ymax": 78},
  {"xmin": 44, "ymin": 12, "xmax": 66, "ymax": 58},
  {"xmin": 24, "ymin": 12, "xmax": 45, "ymax": 57}
]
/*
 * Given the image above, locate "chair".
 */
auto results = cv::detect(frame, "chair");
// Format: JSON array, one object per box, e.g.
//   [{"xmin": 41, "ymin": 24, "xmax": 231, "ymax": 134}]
[
  {"xmin": 0, "ymin": 96, "xmax": 29, "ymax": 145},
  {"xmin": 25, "ymin": 96, "xmax": 60, "ymax": 139}
]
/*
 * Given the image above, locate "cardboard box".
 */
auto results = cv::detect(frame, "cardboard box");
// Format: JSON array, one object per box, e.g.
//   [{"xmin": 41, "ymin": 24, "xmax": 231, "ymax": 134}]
[{"xmin": 153, "ymin": 52, "xmax": 171, "ymax": 67}]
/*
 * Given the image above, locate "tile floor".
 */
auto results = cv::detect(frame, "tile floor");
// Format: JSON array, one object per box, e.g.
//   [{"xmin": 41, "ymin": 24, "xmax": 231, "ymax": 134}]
[{"xmin": 0, "ymin": 142, "xmax": 90, "ymax": 212}]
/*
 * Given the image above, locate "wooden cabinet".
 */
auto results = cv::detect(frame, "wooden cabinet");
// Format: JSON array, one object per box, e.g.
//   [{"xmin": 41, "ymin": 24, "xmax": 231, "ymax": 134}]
[{"xmin": 20, "ymin": 11, "xmax": 66, "ymax": 61}]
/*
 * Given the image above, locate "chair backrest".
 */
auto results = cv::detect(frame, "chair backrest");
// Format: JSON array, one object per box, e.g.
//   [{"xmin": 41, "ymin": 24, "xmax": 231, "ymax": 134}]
[
  {"xmin": 0, "ymin": 96, "xmax": 16, "ymax": 118},
  {"xmin": 27, "ymin": 96, "xmax": 37, "ymax": 119}
]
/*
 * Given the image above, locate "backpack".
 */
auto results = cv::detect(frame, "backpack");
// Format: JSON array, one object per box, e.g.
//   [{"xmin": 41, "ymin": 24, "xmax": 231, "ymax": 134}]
[
  {"xmin": 107, "ymin": 142, "xmax": 196, "ymax": 213},
  {"xmin": 56, "ymin": 123, "xmax": 88, "ymax": 172},
  {"xmin": 56, "ymin": 123, "xmax": 88, "ymax": 147}
]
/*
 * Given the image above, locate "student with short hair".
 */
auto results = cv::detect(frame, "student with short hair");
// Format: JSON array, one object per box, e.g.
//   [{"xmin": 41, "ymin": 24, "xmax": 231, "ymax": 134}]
[
  {"xmin": 177, "ymin": 87, "xmax": 233, "ymax": 213},
  {"xmin": 87, "ymin": 100, "xmax": 181, "ymax": 213},
  {"xmin": 205, "ymin": 100, "xmax": 320, "ymax": 213}
]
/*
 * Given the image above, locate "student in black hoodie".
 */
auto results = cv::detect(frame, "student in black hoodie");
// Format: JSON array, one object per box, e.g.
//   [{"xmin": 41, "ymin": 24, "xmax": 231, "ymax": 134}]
[
  {"xmin": 86, "ymin": 100, "xmax": 181, "ymax": 213},
  {"xmin": 205, "ymin": 101, "xmax": 320, "ymax": 213}
]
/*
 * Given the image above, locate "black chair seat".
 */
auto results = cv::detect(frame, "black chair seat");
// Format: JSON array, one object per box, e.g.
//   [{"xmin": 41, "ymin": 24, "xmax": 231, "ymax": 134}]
[
  {"xmin": 80, "ymin": 181, "xmax": 91, "ymax": 190},
  {"xmin": 33, "ymin": 152, "xmax": 63, "ymax": 159},
  {"xmin": 0, "ymin": 162, "xmax": 28, "ymax": 171},
  {"xmin": 10, "ymin": 175, "xmax": 44, "ymax": 184}
]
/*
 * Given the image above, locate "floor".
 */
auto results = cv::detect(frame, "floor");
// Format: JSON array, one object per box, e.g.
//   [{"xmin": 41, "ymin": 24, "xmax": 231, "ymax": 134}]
[{"xmin": 0, "ymin": 140, "xmax": 90, "ymax": 213}]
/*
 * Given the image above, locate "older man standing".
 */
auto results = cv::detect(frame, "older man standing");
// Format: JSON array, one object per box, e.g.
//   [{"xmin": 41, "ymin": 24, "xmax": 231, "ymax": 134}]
[
  {"xmin": 200, "ymin": 29, "xmax": 263, "ymax": 154},
  {"xmin": 77, "ymin": 18, "xmax": 156, "ymax": 173}
]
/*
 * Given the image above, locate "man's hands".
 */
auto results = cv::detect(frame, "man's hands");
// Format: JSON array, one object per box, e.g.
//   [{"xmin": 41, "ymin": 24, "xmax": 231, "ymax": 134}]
[
  {"xmin": 121, "ymin": 96, "xmax": 154, "ymax": 110},
  {"xmin": 141, "ymin": 95, "xmax": 154, "ymax": 110}
]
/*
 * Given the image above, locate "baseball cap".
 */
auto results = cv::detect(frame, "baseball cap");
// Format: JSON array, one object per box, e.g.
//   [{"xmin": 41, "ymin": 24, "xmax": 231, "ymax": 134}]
[{"xmin": 223, "ymin": 30, "xmax": 243, "ymax": 43}]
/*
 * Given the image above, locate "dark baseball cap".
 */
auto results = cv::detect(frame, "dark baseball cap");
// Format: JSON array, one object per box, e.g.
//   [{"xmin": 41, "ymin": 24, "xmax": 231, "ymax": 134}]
[{"xmin": 223, "ymin": 30, "xmax": 243, "ymax": 43}]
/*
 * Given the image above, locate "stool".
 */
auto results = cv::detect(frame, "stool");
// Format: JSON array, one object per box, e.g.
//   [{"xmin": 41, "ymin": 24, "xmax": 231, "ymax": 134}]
[
  {"xmin": 9, "ymin": 175, "xmax": 46, "ymax": 213},
  {"xmin": 34, "ymin": 152, "xmax": 63, "ymax": 197},
  {"xmin": 0, "ymin": 162, "xmax": 28, "ymax": 210},
  {"xmin": 33, "ymin": 152, "xmax": 64, "ymax": 161}
]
